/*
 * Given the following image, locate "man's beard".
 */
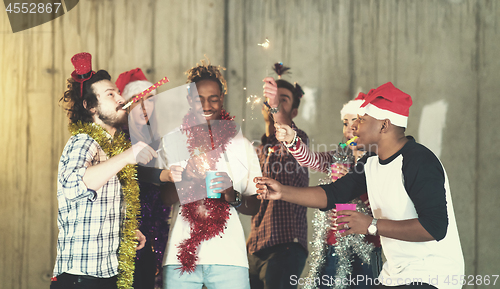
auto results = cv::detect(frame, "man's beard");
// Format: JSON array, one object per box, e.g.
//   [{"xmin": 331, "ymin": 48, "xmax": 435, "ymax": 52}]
[{"xmin": 96, "ymin": 104, "xmax": 127, "ymax": 128}]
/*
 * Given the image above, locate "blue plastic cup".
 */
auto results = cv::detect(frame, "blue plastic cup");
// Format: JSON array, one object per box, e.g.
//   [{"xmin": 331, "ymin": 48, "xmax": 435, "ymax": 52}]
[{"xmin": 205, "ymin": 171, "xmax": 222, "ymax": 198}]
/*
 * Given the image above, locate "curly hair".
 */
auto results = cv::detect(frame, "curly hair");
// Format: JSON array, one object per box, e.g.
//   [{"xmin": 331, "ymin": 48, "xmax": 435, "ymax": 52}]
[
  {"xmin": 59, "ymin": 70, "xmax": 111, "ymax": 124},
  {"xmin": 185, "ymin": 58, "xmax": 227, "ymax": 95}
]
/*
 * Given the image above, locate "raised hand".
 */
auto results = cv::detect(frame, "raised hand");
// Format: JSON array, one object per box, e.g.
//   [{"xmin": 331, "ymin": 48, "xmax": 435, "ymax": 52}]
[
  {"xmin": 274, "ymin": 122, "xmax": 295, "ymax": 144},
  {"xmin": 263, "ymin": 77, "xmax": 278, "ymax": 108}
]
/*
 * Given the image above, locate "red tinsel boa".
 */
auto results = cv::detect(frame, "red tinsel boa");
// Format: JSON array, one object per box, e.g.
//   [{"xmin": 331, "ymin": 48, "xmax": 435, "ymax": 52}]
[{"xmin": 176, "ymin": 109, "xmax": 237, "ymax": 274}]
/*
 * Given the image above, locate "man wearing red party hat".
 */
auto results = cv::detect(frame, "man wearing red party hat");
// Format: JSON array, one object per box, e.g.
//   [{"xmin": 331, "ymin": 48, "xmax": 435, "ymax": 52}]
[
  {"xmin": 51, "ymin": 53, "xmax": 157, "ymax": 289},
  {"xmin": 255, "ymin": 82, "xmax": 464, "ymax": 289}
]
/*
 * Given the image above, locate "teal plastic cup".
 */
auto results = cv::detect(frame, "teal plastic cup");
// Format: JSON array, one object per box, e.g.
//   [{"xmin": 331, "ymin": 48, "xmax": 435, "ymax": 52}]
[{"xmin": 205, "ymin": 171, "xmax": 222, "ymax": 198}]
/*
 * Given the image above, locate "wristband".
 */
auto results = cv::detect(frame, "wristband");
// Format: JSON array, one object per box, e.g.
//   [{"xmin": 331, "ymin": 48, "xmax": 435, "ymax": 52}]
[
  {"xmin": 269, "ymin": 106, "xmax": 279, "ymax": 114},
  {"xmin": 284, "ymin": 131, "xmax": 298, "ymax": 148},
  {"xmin": 264, "ymin": 101, "xmax": 279, "ymax": 114}
]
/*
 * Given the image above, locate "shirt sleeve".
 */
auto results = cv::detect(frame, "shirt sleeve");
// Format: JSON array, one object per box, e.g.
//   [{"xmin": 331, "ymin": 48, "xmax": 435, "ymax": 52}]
[
  {"xmin": 319, "ymin": 155, "xmax": 369, "ymax": 211},
  {"xmin": 58, "ymin": 134, "xmax": 99, "ymax": 201},
  {"xmin": 238, "ymin": 137, "xmax": 262, "ymax": 196},
  {"xmin": 137, "ymin": 165, "xmax": 164, "ymax": 185},
  {"xmin": 288, "ymin": 129, "xmax": 309, "ymax": 188},
  {"xmin": 402, "ymin": 148, "xmax": 448, "ymax": 241},
  {"xmin": 287, "ymin": 137, "xmax": 333, "ymax": 174}
]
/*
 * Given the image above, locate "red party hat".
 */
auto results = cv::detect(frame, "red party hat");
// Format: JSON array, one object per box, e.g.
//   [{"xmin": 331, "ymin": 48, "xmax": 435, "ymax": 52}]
[{"xmin": 70, "ymin": 52, "xmax": 95, "ymax": 97}]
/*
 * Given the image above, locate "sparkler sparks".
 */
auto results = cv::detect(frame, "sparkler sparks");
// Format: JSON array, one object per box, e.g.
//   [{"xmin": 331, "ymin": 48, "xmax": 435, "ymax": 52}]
[
  {"xmin": 246, "ymin": 95, "xmax": 262, "ymax": 110},
  {"xmin": 258, "ymin": 38, "xmax": 270, "ymax": 49}
]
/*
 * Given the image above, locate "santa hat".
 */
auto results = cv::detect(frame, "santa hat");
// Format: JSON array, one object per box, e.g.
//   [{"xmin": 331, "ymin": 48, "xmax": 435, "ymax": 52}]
[
  {"xmin": 70, "ymin": 52, "xmax": 95, "ymax": 97},
  {"xmin": 340, "ymin": 92, "xmax": 365, "ymax": 120},
  {"xmin": 115, "ymin": 68, "xmax": 156, "ymax": 100},
  {"xmin": 357, "ymin": 82, "xmax": 413, "ymax": 128}
]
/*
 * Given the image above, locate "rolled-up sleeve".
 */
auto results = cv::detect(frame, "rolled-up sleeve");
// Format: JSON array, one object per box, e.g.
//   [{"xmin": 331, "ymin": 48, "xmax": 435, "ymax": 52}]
[{"xmin": 58, "ymin": 134, "xmax": 99, "ymax": 201}]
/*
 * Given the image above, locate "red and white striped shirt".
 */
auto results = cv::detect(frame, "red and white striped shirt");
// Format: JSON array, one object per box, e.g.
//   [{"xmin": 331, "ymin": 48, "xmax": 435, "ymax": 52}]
[{"xmin": 287, "ymin": 137, "xmax": 381, "ymax": 247}]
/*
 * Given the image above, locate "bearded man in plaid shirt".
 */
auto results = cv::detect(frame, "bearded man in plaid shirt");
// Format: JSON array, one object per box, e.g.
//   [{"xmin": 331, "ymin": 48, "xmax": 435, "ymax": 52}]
[
  {"xmin": 51, "ymin": 53, "xmax": 157, "ymax": 289},
  {"xmin": 247, "ymin": 75, "xmax": 310, "ymax": 289}
]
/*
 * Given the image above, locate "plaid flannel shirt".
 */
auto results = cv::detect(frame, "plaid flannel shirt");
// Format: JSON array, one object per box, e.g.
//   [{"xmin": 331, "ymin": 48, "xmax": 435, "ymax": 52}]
[
  {"xmin": 53, "ymin": 133, "xmax": 123, "ymax": 278},
  {"xmin": 247, "ymin": 122, "xmax": 309, "ymax": 254}
]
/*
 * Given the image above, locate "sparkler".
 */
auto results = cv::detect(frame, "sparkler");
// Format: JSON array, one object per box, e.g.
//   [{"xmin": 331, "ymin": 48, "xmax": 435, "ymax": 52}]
[
  {"xmin": 241, "ymin": 37, "xmax": 271, "ymax": 124},
  {"xmin": 246, "ymin": 95, "xmax": 262, "ymax": 110}
]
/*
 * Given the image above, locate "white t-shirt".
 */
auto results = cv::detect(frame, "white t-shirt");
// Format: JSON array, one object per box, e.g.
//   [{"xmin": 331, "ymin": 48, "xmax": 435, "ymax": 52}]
[
  {"xmin": 321, "ymin": 137, "xmax": 464, "ymax": 289},
  {"xmin": 159, "ymin": 126, "xmax": 261, "ymax": 268}
]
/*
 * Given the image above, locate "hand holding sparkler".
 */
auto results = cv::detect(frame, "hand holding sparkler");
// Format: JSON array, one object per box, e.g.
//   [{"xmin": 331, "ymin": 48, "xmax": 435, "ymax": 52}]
[
  {"xmin": 263, "ymin": 62, "xmax": 291, "ymax": 112},
  {"xmin": 274, "ymin": 123, "xmax": 295, "ymax": 144},
  {"xmin": 263, "ymin": 76, "xmax": 279, "ymax": 111},
  {"xmin": 183, "ymin": 154, "xmax": 211, "ymax": 180}
]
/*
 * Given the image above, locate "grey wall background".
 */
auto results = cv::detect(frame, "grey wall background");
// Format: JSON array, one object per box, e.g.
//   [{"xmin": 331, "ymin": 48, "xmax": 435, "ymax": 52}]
[{"xmin": 1, "ymin": 0, "xmax": 499, "ymax": 288}]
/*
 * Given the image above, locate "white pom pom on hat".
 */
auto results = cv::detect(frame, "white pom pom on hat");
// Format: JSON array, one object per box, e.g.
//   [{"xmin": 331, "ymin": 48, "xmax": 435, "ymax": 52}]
[{"xmin": 340, "ymin": 99, "xmax": 364, "ymax": 120}]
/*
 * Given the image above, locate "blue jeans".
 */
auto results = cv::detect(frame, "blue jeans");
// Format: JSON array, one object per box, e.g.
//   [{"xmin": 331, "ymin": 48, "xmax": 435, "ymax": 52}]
[
  {"xmin": 318, "ymin": 246, "xmax": 382, "ymax": 289},
  {"xmin": 164, "ymin": 264, "xmax": 250, "ymax": 289}
]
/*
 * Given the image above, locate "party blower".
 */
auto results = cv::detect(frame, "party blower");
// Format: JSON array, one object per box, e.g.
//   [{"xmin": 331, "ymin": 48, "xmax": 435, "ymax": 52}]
[
  {"xmin": 330, "ymin": 136, "xmax": 358, "ymax": 181},
  {"xmin": 122, "ymin": 76, "xmax": 169, "ymax": 109}
]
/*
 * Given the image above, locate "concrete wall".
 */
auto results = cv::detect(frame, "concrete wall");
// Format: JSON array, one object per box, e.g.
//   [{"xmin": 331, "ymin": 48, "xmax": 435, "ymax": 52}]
[{"xmin": 1, "ymin": 0, "xmax": 499, "ymax": 288}]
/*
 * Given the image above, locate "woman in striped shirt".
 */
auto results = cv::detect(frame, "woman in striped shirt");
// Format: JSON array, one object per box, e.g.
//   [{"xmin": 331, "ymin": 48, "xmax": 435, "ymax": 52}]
[{"xmin": 274, "ymin": 98, "xmax": 382, "ymax": 289}]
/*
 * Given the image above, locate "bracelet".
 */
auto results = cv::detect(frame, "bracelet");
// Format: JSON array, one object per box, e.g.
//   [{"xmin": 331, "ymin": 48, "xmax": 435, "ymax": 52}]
[
  {"xmin": 269, "ymin": 106, "xmax": 279, "ymax": 114},
  {"xmin": 263, "ymin": 101, "xmax": 279, "ymax": 114},
  {"xmin": 283, "ymin": 131, "xmax": 298, "ymax": 148}
]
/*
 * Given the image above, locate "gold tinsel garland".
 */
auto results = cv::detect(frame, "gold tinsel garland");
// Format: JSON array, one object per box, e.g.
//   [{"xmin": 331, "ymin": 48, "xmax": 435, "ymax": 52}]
[{"xmin": 69, "ymin": 121, "xmax": 140, "ymax": 289}]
